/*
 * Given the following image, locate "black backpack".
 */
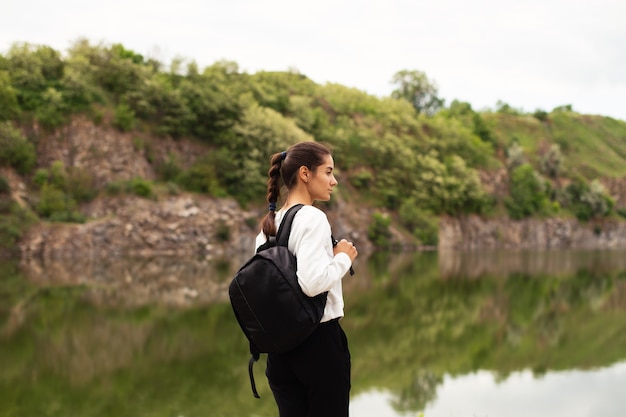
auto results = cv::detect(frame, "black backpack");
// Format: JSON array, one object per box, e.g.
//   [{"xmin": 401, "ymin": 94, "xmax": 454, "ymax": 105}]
[{"xmin": 229, "ymin": 204, "xmax": 328, "ymax": 398}]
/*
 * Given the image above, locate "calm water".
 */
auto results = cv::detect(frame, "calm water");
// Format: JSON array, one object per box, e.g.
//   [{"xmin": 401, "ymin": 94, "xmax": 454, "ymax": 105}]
[{"xmin": 2, "ymin": 249, "xmax": 626, "ymax": 417}]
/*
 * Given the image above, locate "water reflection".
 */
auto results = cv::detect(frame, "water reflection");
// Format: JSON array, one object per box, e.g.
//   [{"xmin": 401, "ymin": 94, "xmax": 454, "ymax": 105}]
[
  {"xmin": 352, "ymin": 360, "xmax": 626, "ymax": 417},
  {"xmin": 1, "ymin": 249, "xmax": 626, "ymax": 417}
]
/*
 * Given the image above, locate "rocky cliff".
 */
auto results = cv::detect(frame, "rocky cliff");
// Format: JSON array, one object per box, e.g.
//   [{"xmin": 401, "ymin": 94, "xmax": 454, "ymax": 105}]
[
  {"xmin": 439, "ymin": 215, "xmax": 626, "ymax": 250},
  {"xmin": 8, "ymin": 117, "xmax": 626, "ymax": 259}
]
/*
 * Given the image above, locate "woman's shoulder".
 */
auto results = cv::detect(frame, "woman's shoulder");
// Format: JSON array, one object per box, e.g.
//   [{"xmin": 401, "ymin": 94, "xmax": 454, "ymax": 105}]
[
  {"xmin": 295, "ymin": 204, "xmax": 328, "ymax": 222},
  {"xmin": 296, "ymin": 205, "xmax": 327, "ymax": 220}
]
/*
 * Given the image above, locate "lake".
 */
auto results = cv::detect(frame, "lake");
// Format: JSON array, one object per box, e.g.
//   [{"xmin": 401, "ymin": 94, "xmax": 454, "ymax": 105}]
[{"xmin": 1, "ymin": 248, "xmax": 626, "ymax": 417}]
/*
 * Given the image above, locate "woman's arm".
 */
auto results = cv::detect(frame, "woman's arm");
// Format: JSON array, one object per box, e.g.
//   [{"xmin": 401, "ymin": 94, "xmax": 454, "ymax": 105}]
[{"xmin": 291, "ymin": 207, "xmax": 352, "ymax": 297}]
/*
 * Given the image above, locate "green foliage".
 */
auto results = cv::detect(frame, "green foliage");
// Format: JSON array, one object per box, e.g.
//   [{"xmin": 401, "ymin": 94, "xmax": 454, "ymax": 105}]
[
  {"xmin": 0, "ymin": 175, "xmax": 9, "ymax": 194},
  {"xmin": 495, "ymin": 100, "xmax": 522, "ymax": 115},
  {"xmin": 2, "ymin": 40, "xmax": 626, "ymax": 229},
  {"xmin": 113, "ymin": 102, "xmax": 135, "ymax": 132},
  {"xmin": 368, "ymin": 212, "xmax": 392, "ymax": 247},
  {"xmin": 533, "ymin": 109, "xmax": 549, "ymax": 122},
  {"xmin": 129, "ymin": 178, "xmax": 153, "ymax": 198},
  {"xmin": 224, "ymin": 104, "xmax": 314, "ymax": 202},
  {"xmin": 36, "ymin": 183, "xmax": 72, "ymax": 218},
  {"xmin": 422, "ymin": 115, "xmax": 494, "ymax": 167},
  {"xmin": 411, "ymin": 153, "xmax": 491, "ymax": 215},
  {"xmin": 350, "ymin": 169, "xmax": 374, "ymax": 190},
  {"xmin": 32, "ymin": 168, "xmax": 49, "ymax": 187},
  {"xmin": 176, "ymin": 155, "xmax": 225, "ymax": 196},
  {"xmin": 391, "ymin": 69, "xmax": 444, "ymax": 115},
  {"xmin": 398, "ymin": 200, "xmax": 439, "ymax": 245},
  {"xmin": 105, "ymin": 177, "xmax": 155, "ymax": 199},
  {"xmin": 505, "ymin": 164, "xmax": 550, "ymax": 219},
  {"xmin": 0, "ymin": 121, "xmax": 35, "ymax": 174},
  {"xmin": 32, "ymin": 161, "xmax": 95, "ymax": 222},
  {"xmin": 0, "ymin": 70, "xmax": 20, "ymax": 120},
  {"xmin": 0, "ymin": 201, "xmax": 37, "ymax": 251},
  {"xmin": 563, "ymin": 178, "xmax": 613, "ymax": 221}
]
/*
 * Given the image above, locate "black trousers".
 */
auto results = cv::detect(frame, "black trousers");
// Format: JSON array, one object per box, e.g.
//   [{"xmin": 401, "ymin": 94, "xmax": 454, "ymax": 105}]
[{"xmin": 266, "ymin": 318, "xmax": 351, "ymax": 417}]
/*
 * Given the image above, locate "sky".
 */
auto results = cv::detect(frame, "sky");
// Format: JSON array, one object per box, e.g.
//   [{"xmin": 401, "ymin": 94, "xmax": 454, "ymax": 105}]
[{"xmin": 2, "ymin": 0, "xmax": 626, "ymax": 121}]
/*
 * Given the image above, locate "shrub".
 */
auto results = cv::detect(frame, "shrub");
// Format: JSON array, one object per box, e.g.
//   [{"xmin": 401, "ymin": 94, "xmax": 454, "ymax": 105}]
[
  {"xmin": 177, "ymin": 157, "xmax": 225, "ymax": 196},
  {"xmin": 0, "ymin": 202, "xmax": 36, "ymax": 251},
  {"xmin": 565, "ymin": 179, "xmax": 613, "ymax": 221},
  {"xmin": 350, "ymin": 170, "xmax": 373, "ymax": 190},
  {"xmin": 399, "ymin": 200, "xmax": 439, "ymax": 246},
  {"xmin": 36, "ymin": 184, "xmax": 70, "ymax": 217},
  {"xmin": 368, "ymin": 212, "xmax": 392, "ymax": 248},
  {"xmin": 129, "ymin": 177, "xmax": 153, "ymax": 198},
  {"xmin": 0, "ymin": 175, "xmax": 9, "ymax": 194},
  {"xmin": 113, "ymin": 102, "xmax": 136, "ymax": 132},
  {"xmin": 33, "ymin": 168, "xmax": 49, "ymax": 188},
  {"xmin": 533, "ymin": 109, "xmax": 549, "ymax": 122},
  {"xmin": 0, "ymin": 122, "xmax": 36, "ymax": 174},
  {"xmin": 505, "ymin": 164, "xmax": 549, "ymax": 219}
]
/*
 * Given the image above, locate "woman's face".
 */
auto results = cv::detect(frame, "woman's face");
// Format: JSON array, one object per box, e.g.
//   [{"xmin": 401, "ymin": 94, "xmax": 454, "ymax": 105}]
[{"xmin": 307, "ymin": 154, "xmax": 338, "ymax": 202}]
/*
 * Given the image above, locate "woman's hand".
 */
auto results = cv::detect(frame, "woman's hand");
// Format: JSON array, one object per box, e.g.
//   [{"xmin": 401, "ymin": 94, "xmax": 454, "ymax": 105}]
[{"xmin": 333, "ymin": 239, "xmax": 358, "ymax": 263}]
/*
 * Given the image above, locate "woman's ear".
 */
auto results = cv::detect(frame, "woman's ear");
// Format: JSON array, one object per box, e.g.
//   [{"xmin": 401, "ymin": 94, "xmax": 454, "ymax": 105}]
[{"xmin": 298, "ymin": 166, "xmax": 309, "ymax": 183}]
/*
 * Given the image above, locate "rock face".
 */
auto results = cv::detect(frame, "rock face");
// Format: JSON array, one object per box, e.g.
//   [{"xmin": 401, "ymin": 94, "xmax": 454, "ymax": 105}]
[
  {"xmin": 439, "ymin": 216, "xmax": 626, "ymax": 250},
  {"xmin": 20, "ymin": 195, "xmax": 260, "ymax": 260}
]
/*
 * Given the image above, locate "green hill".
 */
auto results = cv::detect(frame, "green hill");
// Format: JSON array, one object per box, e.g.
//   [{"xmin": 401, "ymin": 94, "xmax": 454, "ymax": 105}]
[{"xmin": 1, "ymin": 40, "xmax": 626, "ymax": 253}]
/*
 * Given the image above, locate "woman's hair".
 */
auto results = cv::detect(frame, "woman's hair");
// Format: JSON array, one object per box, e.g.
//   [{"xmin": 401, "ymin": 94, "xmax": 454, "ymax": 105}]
[{"xmin": 261, "ymin": 141, "xmax": 331, "ymax": 238}]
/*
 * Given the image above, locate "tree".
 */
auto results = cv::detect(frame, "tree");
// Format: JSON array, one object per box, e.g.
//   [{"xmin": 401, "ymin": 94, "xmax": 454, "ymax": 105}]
[
  {"xmin": 390, "ymin": 70, "xmax": 443, "ymax": 115},
  {"xmin": 0, "ymin": 71, "xmax": 20, "ymax": 120}
]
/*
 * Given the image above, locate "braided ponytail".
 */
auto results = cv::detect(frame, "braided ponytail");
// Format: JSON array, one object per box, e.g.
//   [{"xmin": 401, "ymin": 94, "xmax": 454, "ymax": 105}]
[{"xmin": 261, "ymin": 152, "xmax": 285, "ymax": 238}]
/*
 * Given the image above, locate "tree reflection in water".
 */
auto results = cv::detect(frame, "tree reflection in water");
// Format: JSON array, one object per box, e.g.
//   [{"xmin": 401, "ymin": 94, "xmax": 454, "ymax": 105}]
[{"xmin": 1, "ymin": 249, "xmax": 626, "ymax": 417}]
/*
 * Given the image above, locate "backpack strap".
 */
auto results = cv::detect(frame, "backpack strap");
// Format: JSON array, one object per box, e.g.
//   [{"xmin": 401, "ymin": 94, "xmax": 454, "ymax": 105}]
[
  {"xmin": 248, "ymin": 345, "xmax": 261, "ymax": 398},
  {"xmin": 275, "ymin": 204, "xmax": 304, "ymax": 247}
]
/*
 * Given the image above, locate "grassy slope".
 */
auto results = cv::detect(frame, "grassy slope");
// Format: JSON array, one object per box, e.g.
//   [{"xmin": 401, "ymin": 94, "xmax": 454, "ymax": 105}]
[{"xmin": 485, "ymin": 111, "xmax": 626, "ymax": 179}]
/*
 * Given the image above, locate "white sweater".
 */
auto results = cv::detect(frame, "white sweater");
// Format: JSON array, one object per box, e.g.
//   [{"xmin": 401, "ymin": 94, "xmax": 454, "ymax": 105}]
[{"xmin": 255, "ymin": 205, "xmax": 353, "ymax": 322}]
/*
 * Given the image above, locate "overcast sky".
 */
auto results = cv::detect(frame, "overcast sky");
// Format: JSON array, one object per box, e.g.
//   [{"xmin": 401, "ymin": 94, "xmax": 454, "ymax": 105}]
[{"xmin": 3, "ymin": 0, "xmax": 626, "ymax": 121}]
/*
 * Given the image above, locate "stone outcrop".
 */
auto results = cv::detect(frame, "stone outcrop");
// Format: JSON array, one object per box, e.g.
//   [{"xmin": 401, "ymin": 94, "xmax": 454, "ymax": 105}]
[
  {"xmin": 19, "ymin": 194, "xmax": 259, "ymax": 260},
  {"xmin": 439, "ymin": 215, "xmax": 626, "ymax": 250}
]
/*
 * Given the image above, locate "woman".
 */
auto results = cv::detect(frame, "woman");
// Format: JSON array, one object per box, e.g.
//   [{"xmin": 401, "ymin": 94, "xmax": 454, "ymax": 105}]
[{"xmin": 256, "ymin": 141, "xmax": 358, "ymax": 417}]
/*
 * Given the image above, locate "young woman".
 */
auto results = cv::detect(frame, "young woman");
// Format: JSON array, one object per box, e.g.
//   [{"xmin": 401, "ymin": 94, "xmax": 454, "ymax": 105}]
[{"xmin": 256, "ymin": 141, "xmax": 358, "ymax": 417}]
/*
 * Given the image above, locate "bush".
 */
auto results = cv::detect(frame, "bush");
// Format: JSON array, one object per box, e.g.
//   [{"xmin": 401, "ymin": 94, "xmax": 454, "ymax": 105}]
[
  {"xmin": 129, "ymin": 177, "xmax": 153, "ymax": 198},
  {"xmin": 105, "ymin": 177, "xmax": 154, "ymax": 198},
  {"xmin": 505, "ymin": 164, "xmax": 549, "ymax": 219},
  {"xmin": 36, "ymin": 184, "xmax": 70, "ymax": 217},
  {"xmin": 177, "ymin": 156, "xmax": 225, "ymax": 196},
  {"xmin": 399, "ymin": 200, "xmax": 439, "ymax": 246},
  {"xmin": 350, "ymin": 170, "xmax": 374, "ymax": 190},
  {"xmin": 0, "ymin": 175, "xmax": 9, "ymax": 194},
  {"xmin": 565, "ymin": 179, "xmax": 613, "ymax": 221},
  {"xmin": 368, "ymin": 212, "xmax": 392, "ymax": 248},
  {"xmin": 0, "ymin": 122, "xmax": 36, "ymax": 174},
  {"xmin": 113, "ymin": 102, "xmax": 136, "ymax": 132},
  {"xmin": 0, "ymin": 202, "xmax": 37, "ymax": 251},
  {"xmin": 33, "ymin": 168, "xmax": 49, "ymax": 188}
]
